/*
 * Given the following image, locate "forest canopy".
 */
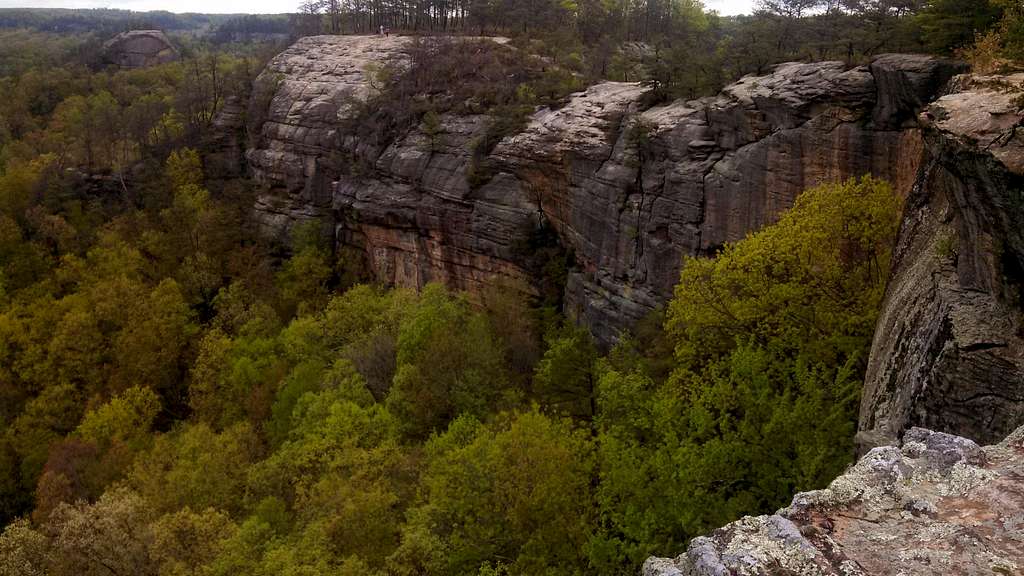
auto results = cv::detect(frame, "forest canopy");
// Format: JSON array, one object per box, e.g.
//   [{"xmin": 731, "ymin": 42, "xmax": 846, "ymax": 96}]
[{"xmin": 0, "ymin": 127, "xmax": 902, "ymax": 574}]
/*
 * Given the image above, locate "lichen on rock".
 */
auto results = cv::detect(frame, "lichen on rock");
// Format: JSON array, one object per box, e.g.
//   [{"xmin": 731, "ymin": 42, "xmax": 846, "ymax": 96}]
[{"xmin": 644, "ymin": 425, "xmax": 1024, "ymax": 576}]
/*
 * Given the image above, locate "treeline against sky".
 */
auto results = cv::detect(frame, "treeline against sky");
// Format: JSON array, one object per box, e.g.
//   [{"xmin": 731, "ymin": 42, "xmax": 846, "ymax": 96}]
[{"xmin": 295, "ymin": 0, "xmax": 1022, "ymax": 98}]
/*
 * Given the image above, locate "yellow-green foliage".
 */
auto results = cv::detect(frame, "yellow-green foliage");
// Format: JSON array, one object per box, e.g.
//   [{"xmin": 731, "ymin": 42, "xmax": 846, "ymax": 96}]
[
  {"xmin": 395, "ymin": 410, "xmax": 595, "ymax": 576},
  {"xmin": 669, "ymin": 175, "xmax": 900, "ymax": 370},
  {"xmin": 0, "ymin": 174, "xmax": 904, "ymax": 576},
  {"xmin": 74, "ymin": 387, "xmax": 161, "ymax": 450}
]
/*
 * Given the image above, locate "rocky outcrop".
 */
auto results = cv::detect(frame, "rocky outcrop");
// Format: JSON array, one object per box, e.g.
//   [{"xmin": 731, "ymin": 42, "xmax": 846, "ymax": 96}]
[
  {"xmin": 644, "ymin": 72, "xmax": 1024, "ymax": 576},
  {"xmin": 245, "ymin": 37, "xmax": 962, "ymax": 343},
  {"xmin": 643, "ymin": 425, "xmax": 1024, "ymax": 576},
  {"xmin": 860, "ymin": 73, "xmax": 1024, "ymax": 447},
  {"xmin": 494, "ymin": 55, "xmax": 960, "ymax": 339},
  {"xmin": 102, "ymin": 30, "xmax": 178, "ymax": 69},
  {"xmin": 247, "ymin": 36, "xmax": 413, "ymax": 244}
]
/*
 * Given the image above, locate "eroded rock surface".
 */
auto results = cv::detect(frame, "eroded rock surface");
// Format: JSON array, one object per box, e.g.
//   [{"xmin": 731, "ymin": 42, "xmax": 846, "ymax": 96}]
[
  {"xmin": 860, "ymin": 73, "xmax": 1024, "ymax": 447},
  {"xmin": 102, "ymin": 30, "xmax": 178, "ymax": 69},
  {"xmin": 245, "ymin": 36, "xmax": 962, "ymax": 343},
  {"xmin": 494, "ymin": 56, "xmax": 959, "ymax": 339},
  {"xmin": 643, "ymin": 426, "xmax": 1024, "ymax": 576}
]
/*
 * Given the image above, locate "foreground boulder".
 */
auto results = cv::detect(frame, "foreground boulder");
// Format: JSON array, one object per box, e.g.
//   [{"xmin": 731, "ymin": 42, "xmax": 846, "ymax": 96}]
[
  {"xmin": 860, "ymin": 73, "xmax": 1024, "ymax": 447},
  {"xmin": 643, "ymin": 425, "xmax": 1024, "ymax": 575},
  {"xmin": 102, "ymin": 30, "xmax": 178, "ymax": 69},
  {"xmin": 243, "ymin": 37, "xmax": 962, "ymax": 344}
]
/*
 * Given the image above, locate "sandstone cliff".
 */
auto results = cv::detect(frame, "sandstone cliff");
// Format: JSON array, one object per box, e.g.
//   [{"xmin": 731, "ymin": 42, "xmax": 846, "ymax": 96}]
[
  {"xmin": 236, "ymin": 37, "xmax": 1024, "ymax": 574},
  {"xmin": 244, "ymin": 36, "xmax": 962, "ymax": 344},
  {"xmin": 643, "ymin": 425, "xmax": 1024, "ymax": 576},
  {"xmin": 859, "ymin": 73, "xmax": 1024, "ymax": 447}
]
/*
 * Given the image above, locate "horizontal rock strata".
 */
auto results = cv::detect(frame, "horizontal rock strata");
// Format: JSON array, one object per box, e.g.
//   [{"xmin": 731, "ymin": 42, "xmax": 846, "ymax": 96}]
[
  {"xmin": 102, "ymin": 30, "xmax": 178, "ymax": 69},
  {"xmin": 245, "ymin": 36, "xmax": 962, "ymax": 344}
]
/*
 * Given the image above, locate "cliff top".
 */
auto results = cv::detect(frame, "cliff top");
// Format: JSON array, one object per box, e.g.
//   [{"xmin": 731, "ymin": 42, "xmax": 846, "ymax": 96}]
[{"xmin": 925, "ymin": 73, "xmax": 1024, "ymax": 174}]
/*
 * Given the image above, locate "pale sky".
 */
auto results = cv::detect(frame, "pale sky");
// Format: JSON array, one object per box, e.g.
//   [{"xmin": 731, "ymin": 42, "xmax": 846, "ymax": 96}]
[{"xmin": 0, "ymin": 0, "xmax": 756, "ymax": 15}]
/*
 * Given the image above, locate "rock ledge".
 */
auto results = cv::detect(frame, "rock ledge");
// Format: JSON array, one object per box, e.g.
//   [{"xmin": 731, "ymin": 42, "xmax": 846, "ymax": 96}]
[{"xmin": 643, "ymin": 426, "xmax": 1024, "ymax": 576}]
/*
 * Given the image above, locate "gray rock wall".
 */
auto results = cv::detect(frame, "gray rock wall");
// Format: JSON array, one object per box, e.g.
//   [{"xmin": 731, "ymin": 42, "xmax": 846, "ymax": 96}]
[
  {"xmin": 102, "ymin": 30, "xmax": 178, "ymax": 69},
  {"xmin": 244, "ymin": 36, "xmax": 962, "ymax": 345},
  {"xmin": 860, "ymin": 73, "xmax": 1024, "ymax": 447}
]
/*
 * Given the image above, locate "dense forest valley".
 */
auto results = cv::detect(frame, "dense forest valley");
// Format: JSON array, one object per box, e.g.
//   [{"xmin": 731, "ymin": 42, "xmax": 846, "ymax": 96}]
[{"xmin": 0, "ymin": 2, "xmax": 1022, "ymax": 575}]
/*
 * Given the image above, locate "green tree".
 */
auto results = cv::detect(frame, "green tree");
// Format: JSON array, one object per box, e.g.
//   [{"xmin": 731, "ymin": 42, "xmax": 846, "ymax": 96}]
[
  {"xmin": 533, "ymin": 324, "xmax": 599, "ymax": 418},
  {"xmin": 276, "ymin": 221, "xmax": 334, "ymax": 318},
  {"xmin": 386, "ymin": 283, "xmax": 511, "ymax": 438},
  {"xmin": 917, "ymin": 0, "xmax": 1003, "ymax": 53},
  {"xmin": 75, "ymin": 386, "xmax": 161, "ymax": 450},
  {"xmin": 189, "ymin": 328, "xmax": 284, "ymax": 429},
  {"xmin": 131, "ymin": 422, "xmax": 260, "ymax": 516},
  {"xmin": 165, "ymin": 148, "xmax": 204, "ymax": 190},
  {"xmin": 248, "ymin": 364, "xmax": 411, "ymax": 570},
  {"xmin": 150, "ymin": 507, "xmax": 238, "ymax": 576},
  {"xmin": 667, "ymin": 175, "xmax": 899, "ymax": 370},
  {"xmin": 393, "ymin": 410, "xmax": 595, "ymax": 576}
]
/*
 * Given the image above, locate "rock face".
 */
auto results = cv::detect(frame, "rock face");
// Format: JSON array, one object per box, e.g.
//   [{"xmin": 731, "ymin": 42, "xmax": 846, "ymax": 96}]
[
  {"xmin": 102, "ymin": 30, "xmax": 179, "ymax": 69},
  {"xmin": 495, "ymin": 55, "xmax": 959, "ymax": 339},
  {"xmin": 247, "ymin": 35, "xmax": 414, "ymax": 244},
  {"xmin": 205, "ymin": 96, "xmax": 249, "ymax": 181},
  {"xmin": 859, "ymin": 73, "xmax": 1024, "ymax": 447},
  {"xmin": 245, "ymin": 37, "xmax": 962, "ymax": 343},
  {"xmin": 643, "ymin": 425, "xmax": 1024, "ymax": 576}
]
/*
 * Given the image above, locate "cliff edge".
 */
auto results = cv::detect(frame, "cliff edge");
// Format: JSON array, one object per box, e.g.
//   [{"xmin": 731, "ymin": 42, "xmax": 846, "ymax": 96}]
[
  {"xmin": 643, "ymin": 425, "xmax": 1024, "ymax": 576},
  {"xmin": 860, "ymin": 73, "xmax": 1024, "ymax": 447}
]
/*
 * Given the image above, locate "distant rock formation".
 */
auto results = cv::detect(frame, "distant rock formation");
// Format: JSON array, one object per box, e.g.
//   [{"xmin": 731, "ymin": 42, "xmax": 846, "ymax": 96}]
[
  {"xmin": 860, "ymin": 73, "xmax": 1024, "ymax": 447},
  {"xmin": 643, "ymin": 425, "xmax": 1024, "ymax": 576},
  {"xmin": 243, "ymin": 36, "xmax": 963, "ymax": 345},
  {"xmin": 102, "ymin": 30, "xmax": 178, "ymax": 69}
]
